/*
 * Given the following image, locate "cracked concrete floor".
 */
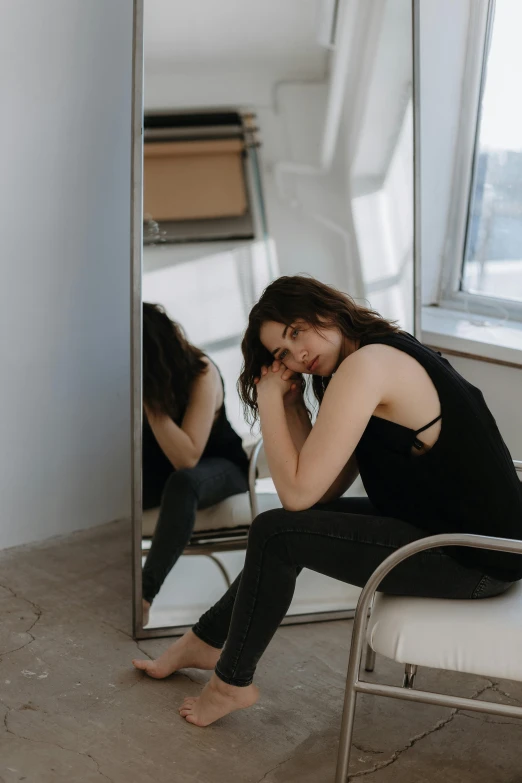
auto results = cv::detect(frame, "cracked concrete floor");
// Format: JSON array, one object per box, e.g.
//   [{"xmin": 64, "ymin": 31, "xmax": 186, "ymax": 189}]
[{"xmin": 1, "ymin": 520, "xmax": 522, "ymax": 782}]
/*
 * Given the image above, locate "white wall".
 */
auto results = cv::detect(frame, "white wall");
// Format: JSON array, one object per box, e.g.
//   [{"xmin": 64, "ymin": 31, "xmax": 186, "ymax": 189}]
[
  {"xmin": 0, "ymin": 1, "xmax": 134, "ymax": 549},
  {"xmin": 260, "ymin": 85, "xmax": 356, "ymax": 292},
  {"xmin": 419, "ymin": 0, "xmax": 472, "ymax": 304}
]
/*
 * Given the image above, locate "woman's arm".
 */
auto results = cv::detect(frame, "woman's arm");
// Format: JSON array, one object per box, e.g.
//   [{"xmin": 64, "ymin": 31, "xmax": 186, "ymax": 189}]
[
  {"xmin": 284, "ymin": 389, "xmax": 358, "ymax": 504},
  {"xmin": 145, "ymin": 361, "xmax": 220, "ymax": 471},
  {"xmin": 285, "ymin": 401, "xmax": 312, "ymax": 452},
  {"xmin": 257, "ymin": 348, "xmax": 384, "ymax": 511},
  {"xmin": 317, "ymin": 454, "xmax": 359, "ymax": 504}
]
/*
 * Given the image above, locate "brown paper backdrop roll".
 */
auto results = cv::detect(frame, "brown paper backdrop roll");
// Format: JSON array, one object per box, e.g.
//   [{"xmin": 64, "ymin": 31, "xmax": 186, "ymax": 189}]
[{"xmin": 143, "ymin": 139, "xmax": 247, "ymax": 221}]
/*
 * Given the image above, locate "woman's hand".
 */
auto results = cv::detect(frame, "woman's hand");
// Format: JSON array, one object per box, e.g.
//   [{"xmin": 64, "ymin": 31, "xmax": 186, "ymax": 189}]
[
  {"xmin": 282, "ymin": 376, "xmax": 305, "ymax": 410},
  {"xmin": 254, "ymin": 360, "xmax": 299, "ymax": 404}
]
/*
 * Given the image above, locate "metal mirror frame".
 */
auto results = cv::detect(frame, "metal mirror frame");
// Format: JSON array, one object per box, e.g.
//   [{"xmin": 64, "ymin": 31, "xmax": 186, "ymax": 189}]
[
  {"xmin": 131, "ymin": 0, "xmax": 421, "ymax": 639},
  {"xmin": 131, "ymin": 0, "xmax": 144, "ymax": 638}
]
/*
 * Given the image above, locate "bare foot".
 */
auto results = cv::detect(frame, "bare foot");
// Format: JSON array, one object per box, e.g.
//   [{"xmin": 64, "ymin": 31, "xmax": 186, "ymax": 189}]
[
  {"xmin": 142, "ymin": 599, "xmax": 150, "ymax": 627},
  {"xmin": 179, "ymin": 672, "xmax": 259, "ymax": 727},
  {"xmin": 132, "ymin": 630, "xmax": 221, "ymax": 679}
]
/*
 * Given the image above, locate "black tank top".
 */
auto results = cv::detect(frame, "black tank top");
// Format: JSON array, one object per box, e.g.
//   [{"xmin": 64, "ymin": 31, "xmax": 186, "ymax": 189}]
[
  {"xmin": 355, "ymin": 331, "xmax": 522, "ymax": 581},
  {"xmin": 142, "ymin": 361, "xmax": 248, "ymax": 510}
]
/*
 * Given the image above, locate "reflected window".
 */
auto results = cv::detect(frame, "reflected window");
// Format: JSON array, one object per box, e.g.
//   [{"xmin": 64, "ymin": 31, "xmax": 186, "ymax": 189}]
[{"xmin": 462, "ymin": 0, "xmax": 522, "ymax": 304}]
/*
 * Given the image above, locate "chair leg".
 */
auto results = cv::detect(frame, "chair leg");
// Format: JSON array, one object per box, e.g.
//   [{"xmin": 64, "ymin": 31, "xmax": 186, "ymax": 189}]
[
  {"xmin": 403, "ymin": 663, "xmax": 417, "ymax": 689},
  {"xmin": 206, "ymin": 554, "xmax": 232, "ymax": 588},
  {"xmin": 364, "ymin": 644, "xmax": 376, "ymax": 672},
  {"xmin": 335, "ymin": 683, "xmax": 358, "ymax": 783},
  {"xmin": 335, "ymin": 602, "xmax": 371, "ymax": 781}
]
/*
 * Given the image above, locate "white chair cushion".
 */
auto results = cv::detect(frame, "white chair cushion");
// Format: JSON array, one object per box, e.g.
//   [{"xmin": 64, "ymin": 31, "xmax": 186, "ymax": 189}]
[
  {"xmin": 142, "ymin": 491, "xmax": 282, "ymax": 537},
  {"xmin": 367, "ymin": 583, "xmax": 522, "ymax": 682}
]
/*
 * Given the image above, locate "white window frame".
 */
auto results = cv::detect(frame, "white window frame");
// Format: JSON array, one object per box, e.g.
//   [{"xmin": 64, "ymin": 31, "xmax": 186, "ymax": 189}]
[{"xmin": 438, "ymin": 0, "xmax": 522, "ymax": 323}]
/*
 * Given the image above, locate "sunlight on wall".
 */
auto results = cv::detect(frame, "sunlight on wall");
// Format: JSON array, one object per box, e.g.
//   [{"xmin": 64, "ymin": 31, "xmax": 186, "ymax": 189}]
[{"xmin": 352, "ymin": 100, "xmax": 414, "ymax": 330}]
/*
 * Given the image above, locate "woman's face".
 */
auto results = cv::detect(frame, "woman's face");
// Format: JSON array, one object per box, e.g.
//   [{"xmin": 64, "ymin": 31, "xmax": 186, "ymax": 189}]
[{"xmin": 259, "ymin": 319, "xmax": 345, "ymax": 377}]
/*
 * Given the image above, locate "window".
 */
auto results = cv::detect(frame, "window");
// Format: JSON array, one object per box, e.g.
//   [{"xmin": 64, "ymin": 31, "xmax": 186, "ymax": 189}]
[{"xmin": 461, "ymin": 0, "xmax": 522, "ymax": 307}]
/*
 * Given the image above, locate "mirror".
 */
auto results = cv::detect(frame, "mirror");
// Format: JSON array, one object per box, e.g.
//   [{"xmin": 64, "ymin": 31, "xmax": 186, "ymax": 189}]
[{"xmin": 133, "ymin": 0, "xmax": 415, "ymax": 637}]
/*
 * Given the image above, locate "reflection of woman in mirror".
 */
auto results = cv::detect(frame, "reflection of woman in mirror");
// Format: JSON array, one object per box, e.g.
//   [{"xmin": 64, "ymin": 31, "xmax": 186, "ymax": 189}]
[
  {"xmin": 139, "ymin": 303, "xmax": 248, "ymax": 625},
  {"xmin": 133, "ymin": 277, "xmax": 522, "ymax": 726}
]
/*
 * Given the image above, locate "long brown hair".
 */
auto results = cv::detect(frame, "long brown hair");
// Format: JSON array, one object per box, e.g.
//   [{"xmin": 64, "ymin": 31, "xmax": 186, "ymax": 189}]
[
  {"xmin": 143, "ymin": 303, "xmax": 207, "ymax": 419},
  {"xmin": 238, "ymin": 275, "xmax": 401, "ymax": 424}
]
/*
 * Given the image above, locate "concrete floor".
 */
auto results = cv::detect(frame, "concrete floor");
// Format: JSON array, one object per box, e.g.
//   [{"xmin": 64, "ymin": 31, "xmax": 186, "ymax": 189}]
[{"xmin": 1, "ymin": 520, "xmax": 521, "ymax": 782}]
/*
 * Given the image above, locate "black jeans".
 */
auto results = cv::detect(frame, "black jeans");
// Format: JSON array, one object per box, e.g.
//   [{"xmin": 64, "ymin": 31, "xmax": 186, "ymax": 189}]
[
  {"xmin": 142, "ymin": 457, "xmax": 248, "ymax": 604},
  {"xmin": 192, "ymin": 497, "xmax": 514, "ymax": 687}
]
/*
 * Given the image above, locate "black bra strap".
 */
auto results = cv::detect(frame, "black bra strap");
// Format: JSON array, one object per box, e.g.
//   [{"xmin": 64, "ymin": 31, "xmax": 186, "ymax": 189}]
[{"xmin": 414, "ymin": 415, "xmax": 442, "ymax": 437}]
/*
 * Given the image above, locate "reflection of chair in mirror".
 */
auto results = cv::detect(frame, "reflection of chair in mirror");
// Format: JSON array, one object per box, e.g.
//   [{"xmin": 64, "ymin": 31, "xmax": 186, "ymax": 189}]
[{"xmin": 141, "ymin": 438, "xmax": 281, "ymax": 589}]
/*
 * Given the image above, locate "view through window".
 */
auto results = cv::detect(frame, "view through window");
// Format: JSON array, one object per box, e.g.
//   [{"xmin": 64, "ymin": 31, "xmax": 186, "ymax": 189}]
[{"xmin": 462, "ymin": 0, "xmax": 522, "ymax": 306}]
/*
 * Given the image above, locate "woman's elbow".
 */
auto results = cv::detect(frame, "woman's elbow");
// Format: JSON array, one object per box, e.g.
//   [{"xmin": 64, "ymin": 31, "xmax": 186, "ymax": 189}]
[
  {"xmin": 280, "ymin": 492, "xmax": 313, "ymax": 512},
  {"xmin": 170, "ymin": 453, "xmax": 199, "ymax": 471}
]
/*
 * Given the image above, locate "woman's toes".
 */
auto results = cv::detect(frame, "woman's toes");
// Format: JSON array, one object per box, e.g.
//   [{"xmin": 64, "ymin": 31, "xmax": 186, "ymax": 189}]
[{"xmin": 179, "ymin": 701, "xmax": 197, "ymax": 716}]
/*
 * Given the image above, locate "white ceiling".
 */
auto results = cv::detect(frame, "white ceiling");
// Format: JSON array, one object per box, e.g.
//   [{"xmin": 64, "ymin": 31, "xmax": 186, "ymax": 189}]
[
  {"xmin": 144, "ymin": 0, "xmax": 328, "ymax": 76},
  {"xmin": 143, "ymin": 0, "xmax": 413, "ymax": 189}
]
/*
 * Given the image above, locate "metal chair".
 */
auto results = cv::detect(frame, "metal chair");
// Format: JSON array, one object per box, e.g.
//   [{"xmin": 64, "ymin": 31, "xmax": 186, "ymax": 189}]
[{"xmin": 335, "ymin": 460, "xmax": 522, "ymax": 782}]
